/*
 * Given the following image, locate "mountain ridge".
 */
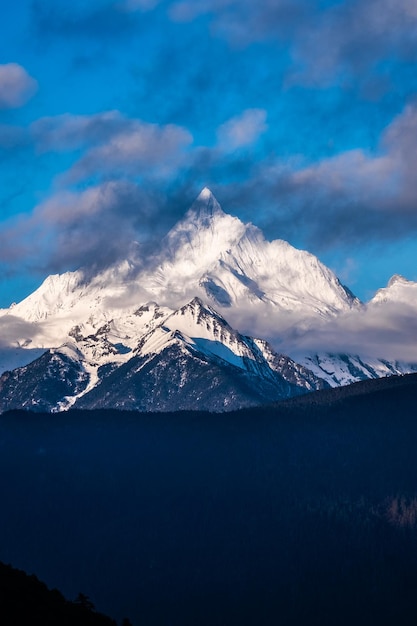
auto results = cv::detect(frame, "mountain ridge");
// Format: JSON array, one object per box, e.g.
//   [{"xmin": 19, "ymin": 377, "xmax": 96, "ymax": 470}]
[
  {"xmin": 0, "ymin": 188, "xmax": 416, "ymax": 410},
  {"xmin": 0, "ymin": 296, "xmax": 328, "ymax": 413}
]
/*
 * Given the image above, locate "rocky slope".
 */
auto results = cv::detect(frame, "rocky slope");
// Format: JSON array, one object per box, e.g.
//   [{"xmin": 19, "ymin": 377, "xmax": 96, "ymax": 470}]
[{"xmin": 0, "ymin": 298, "xmax": 327, "ymax": 413}]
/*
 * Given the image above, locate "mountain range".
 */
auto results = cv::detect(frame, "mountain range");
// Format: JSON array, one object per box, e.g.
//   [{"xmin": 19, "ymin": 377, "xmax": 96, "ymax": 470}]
[{"xmin": 0, "ymin": 188, "xmax": 416, "ymax": 412}]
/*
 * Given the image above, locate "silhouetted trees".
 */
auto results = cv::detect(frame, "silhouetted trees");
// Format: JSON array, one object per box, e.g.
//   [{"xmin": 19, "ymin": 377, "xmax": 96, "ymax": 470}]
[{"xmin": 0, "ymin": 561, "xmax": 118, "ymax": 625}]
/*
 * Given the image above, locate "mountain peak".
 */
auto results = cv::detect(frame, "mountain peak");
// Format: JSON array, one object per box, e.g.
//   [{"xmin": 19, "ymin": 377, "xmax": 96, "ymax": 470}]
[
  {"xmin": 387, "ymin": 274, "xmax": 410, "ymax": 288},
  {"xmin": 197, "ymin": 187, "xmax": 214, "ymax": 201},
  {"xmin": 190, "ymin": 187, "xmax": 224, "ymax": 222},
  {"xmin": 173, "ymin": 296, "xmax": 228, "ymax": 325}
]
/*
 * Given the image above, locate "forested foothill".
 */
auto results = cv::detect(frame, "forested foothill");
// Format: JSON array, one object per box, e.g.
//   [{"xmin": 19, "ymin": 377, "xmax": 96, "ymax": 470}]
[
  {"xmin": 1, "ymin": 373, "xmax": 417, "ymax": 625},
  {"xmin": 0, "ymin": 561, "xmax": 119, "ymax": 625}
]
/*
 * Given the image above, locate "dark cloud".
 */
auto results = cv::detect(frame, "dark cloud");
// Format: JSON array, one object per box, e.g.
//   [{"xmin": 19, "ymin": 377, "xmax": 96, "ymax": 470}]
[
  {"xmin": 0, "ymin": 178, "xmax": 206, "ymax": 280},
  {"xmin": 3, "ymin": 69, "xmax": 417, "ymax": 289},
  {"xmin": 33, "ymin": 181, "xmax": 165, "ymax": 273},
  {"xmin": 115, "ymin": 0, "xmax": 417, "ymax": 166},
  {"xmin": 290, "ymin": 0, "xmax": 417, "ymax": 86},
  {"xmin": 4, "ymin": 92, "xmax": 417, "ymax": 285},
  {"xmin": 0, "ymin": 315, "xmax": 43, "ymax": 345},
  {"xmin": 67, "ymin": 122, "xmax": 193, "ymax": 183},
  {"xmin": 122, "ymin": 6, "xmax": 289, "ymax": 141},
  {"xmin": 31, "ymin": 111, "xmax": 193, "ymax": 183},
  {"xmin": 162, "ymin": 0, "xmax": 417, "ymax": 90},
  {"xmin": 60, "ymin": 0, "xmax": 416, "ymax": 87},
  {"xmin": 21, "ymin": 99, "xmax": 417, "ymax": 275},
  {"xmin": 0, "ymin": 219, "xmax": 31, "ymax": 266},
  {"xmin": 168, "ymin": 0, "xmax": 312, "ymax": 44},
  {"xmin": 214, "ymin": 100, "xmax": 417, "ymax": 252},
  {"xmin": 31, "ymin": 111, "xmax": 131, "ymax": 152}
]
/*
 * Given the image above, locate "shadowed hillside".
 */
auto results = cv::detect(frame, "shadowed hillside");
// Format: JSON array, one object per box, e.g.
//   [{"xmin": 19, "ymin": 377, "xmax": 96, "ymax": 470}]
[
  {"xmin": 0, "ymin": 561, "xmax": 118, "ymax": 625},
  {"xmin": 1, "ymin": 374, "xmax": 417, "ymax": 625}
]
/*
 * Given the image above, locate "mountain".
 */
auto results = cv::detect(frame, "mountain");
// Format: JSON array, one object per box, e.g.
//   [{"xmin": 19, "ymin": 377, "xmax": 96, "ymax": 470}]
[
  {"xmin": 0, "ymin": 188, "xmax": 360, "ymax": 333},
  {"xmin": 0, "ymin": 188, "xmax": 416, "ymax": 410},
  {"xmin": 297, "ymin": 273, "xmax": 417, "ymax": 386},
  {"xmin": 0, "ymin": 298, "xmax": 327, "ymax": 413},
  {"xmin": 369, "ymin": 274, "xmax": 417, "ymax": 307},
  {"xmin": 139, "ymin": 187, "xmax": 360, "ymax": 318},
  {"xmin": 293, "ymin": 352, "xmax": 417, "ymax": 387}
]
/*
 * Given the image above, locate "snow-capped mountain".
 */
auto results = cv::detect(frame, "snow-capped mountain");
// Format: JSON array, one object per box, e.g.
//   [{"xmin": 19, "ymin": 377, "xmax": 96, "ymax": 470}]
[
  {"xmin": 0, "ymin": 188, "xmax": 361, "ymax": 364},
  {"xmin": 369, "ymin": 274, "xmax": 417, "ymax": 307},
  {"xmin": 1, "ymin": 188, "xmax": 360, "ymax": 335},
  {"xmin": 140, "ymin": 187, "xmax": 361, "ymax": 319},
  {"xmin": 294, "ymin": 352, "xmax": 417, "ymax": 388},
  {"xmin": 0, "ymin": 187, "xmax": 416, "ymax": 410},
  {"xmin": 0, "ymin": 298, "xmax": 327, "ymax": 413}
]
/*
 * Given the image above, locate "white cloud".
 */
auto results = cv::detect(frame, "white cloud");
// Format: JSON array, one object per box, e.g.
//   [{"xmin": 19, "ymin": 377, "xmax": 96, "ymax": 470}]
[
  {"xmin": 221, "ymin": 296, "xmax": 417, "ymax": 363},
  {"xmin": 217, "ymin": 109, "xmax": 267, "ymax": 152},
  {"xmin": 284, "ymin": 302, "xmax": 417, "ymax": 362},
  {"xmin": 0, "ymin": 63, "xmax": 38, "ymax": 109}
]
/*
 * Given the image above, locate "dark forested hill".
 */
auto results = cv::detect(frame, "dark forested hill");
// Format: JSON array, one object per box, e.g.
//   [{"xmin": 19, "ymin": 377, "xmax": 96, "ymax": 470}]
[
  {"xmin": 276, "ymin": 370, "xmax": 417, "ymax": 408},
  {"xmin": 1, "ymin": 373, "xmax": 417, "ymax": 625},
  {"xmin": 0, "ymin": 561, "xmax": 117, "ymax": 626}
]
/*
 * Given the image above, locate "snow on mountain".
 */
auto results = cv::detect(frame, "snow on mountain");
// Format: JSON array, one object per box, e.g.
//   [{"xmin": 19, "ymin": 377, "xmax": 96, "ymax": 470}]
[
  {"xmin": 0, "ymin": 187, "xmax": 361, "ymax": 374},
  {"xmin": 0, "ymin": 297, "xmax": 327, "ymax": 413},
  {"xmin": 130, "ymin": 297, "xmax": 324, "ymax": 388},
  {"xmin": 3, "ymin": 260, "xmax": 144, "ymax": 329},
  {"xmin": 0, "ymin": 266, "xmax": 168, "ymax": 365},
  {"xmin": 0, "ymin": 344, "xmax": 89, "ymax": 413},
  {"xmin": 139, "ymin": 188, "xmax": 360, "ymax": 325},
  {"xmin": 294, "ymin": 352, "xmax": 417, "ymax": 388},
  {"xmin": 369, "ymin": 274, "xmax": 417, "ymax": 307},
  {"xmin": 53, "ymin": 302, "xmax": 172, "ymax": 409},
  {"xmin": 73, "ymin": 297, "xmax": 328, "ymax": 411},
  {"xmin": 0, "ymin": 188, "xmax": 416, "ymax": 400},
  {"xmin": 7, "ymin": 271, "xmax": 87, "ymax": 322}
]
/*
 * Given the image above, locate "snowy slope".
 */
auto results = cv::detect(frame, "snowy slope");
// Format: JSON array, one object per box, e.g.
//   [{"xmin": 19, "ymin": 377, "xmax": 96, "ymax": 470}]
[
  {"xmin": 0, "ymin": 297, "xmax": 327, "ymax": 413},
  {"xmin": 295, "ymin": 352, "xmax": 417, "ymax": 388},
  {"xmin": 369, "ymin": 274, "xmax": 417, "ymax": 307},
  {"xmin": 139, "ymin": 188, "xmax": 360, "ymax": 322},
  {"xmin": 0, "ymin": 188, "xmax": 416, "ymax": 395},
  {"xmin": 72, "ymin": 297, "xmax": 327, "ymax": 411},
  {"xmin": 0, "ymin": 188, "xmax": 359, "ymax": 346},
  {"xmin": 0, "ymin": 187, "xmax": 362, "ymax": 378}
]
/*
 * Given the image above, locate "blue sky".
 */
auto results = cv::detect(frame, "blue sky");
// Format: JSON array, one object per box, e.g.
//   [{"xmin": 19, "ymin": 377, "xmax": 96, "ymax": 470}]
[{"xmin": 1, "ymin": 0, "xmax": 417, "ymax": 307}]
